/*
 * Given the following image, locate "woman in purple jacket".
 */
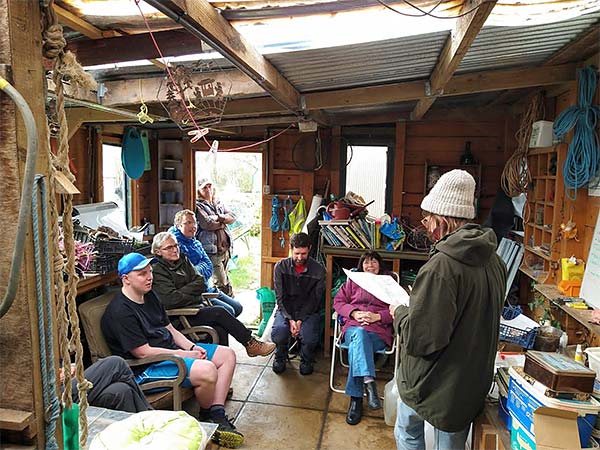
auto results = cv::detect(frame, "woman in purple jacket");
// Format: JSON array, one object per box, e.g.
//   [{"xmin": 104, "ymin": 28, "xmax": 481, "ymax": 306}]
[{"xmin": 333, "ymin": 250, "xmax": 394, "ymax": 426}]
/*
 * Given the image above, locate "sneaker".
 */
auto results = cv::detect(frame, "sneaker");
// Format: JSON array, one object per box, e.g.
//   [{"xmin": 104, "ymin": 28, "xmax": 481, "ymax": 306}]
[
  {"xmin": 245, "ymin": 337, "xmax": 276, "ymax": 357},
  {"xmin": 209, "ymin": 415, "xmax": 244, "ymax": 449},
  {"xmin": 299, "ymin": 361, "xmax": 313, "ymax": 376},
  {"xmin": 272, "ymin": 358, "xmax": 286, "ymax": 374}
]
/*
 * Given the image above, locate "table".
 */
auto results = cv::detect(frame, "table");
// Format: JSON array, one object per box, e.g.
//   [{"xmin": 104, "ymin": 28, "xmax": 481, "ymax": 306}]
[
  {"xmin": 77, "ymin": 272, "xmax": 118, "ymax": 296},
  {"xmin": 322, "ymin": 245, "xmax": 429, "ymax": 355},
  {"xmin": 86, "ymin": 406, "xmax": 217, "ymax": 449}
]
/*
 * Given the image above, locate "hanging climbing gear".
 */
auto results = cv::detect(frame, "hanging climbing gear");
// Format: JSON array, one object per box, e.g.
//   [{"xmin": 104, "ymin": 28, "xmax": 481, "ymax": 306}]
[
  {"xmin": 270, "ymin": 196, "xmax": 281, "ymax": 232},
  {"xmin": 553, "ymin": 66, "xmax": 600, "ymax": 200},
  {"xmin": 280, "ymin": 196, "xmax": 293, "ymax": 247}
]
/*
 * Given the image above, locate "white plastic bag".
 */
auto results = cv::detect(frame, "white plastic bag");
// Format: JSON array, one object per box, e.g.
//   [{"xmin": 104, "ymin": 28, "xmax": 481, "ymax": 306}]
[{"xmin": 384, "ymin": 376, "xmax": 399, "ymax": 427}]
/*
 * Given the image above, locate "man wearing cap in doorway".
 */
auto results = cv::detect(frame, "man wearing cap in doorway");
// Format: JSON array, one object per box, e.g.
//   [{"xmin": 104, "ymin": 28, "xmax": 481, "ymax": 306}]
[
  {"xmin": 390, "ymin": 170, "xmax": 506, "ymax": 450},
  {"xmin": 101, "ymin": 253, "xmax": 244, "ymax": 448},
  {"xmin": 195, "ymin": 178, "xmax": 236, "ymax": 297}
]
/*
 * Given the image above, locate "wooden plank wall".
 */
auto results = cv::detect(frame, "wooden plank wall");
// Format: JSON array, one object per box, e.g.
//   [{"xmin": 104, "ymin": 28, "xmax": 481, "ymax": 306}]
[
  {"xmin": 260, "ymin": 128, "xmax": 335, "ymax": 288},
  {"xmin": 400, "ymin": 120, "xmax": 506, "ymax": 226},
  {"xmin": 68, "ymin": 128, "xmax": 93, "ymax": 205}
]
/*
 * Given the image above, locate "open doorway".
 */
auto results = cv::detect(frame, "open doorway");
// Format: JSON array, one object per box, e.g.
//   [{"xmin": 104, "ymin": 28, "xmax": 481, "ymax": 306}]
[{"xmin": 194, "ymin": 150, "xmax": 263, "ymax": 327}]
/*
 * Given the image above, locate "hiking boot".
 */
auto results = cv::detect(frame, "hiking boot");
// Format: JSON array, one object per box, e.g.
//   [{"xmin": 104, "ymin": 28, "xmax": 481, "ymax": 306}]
[
  {"xmin": 272, "ymin": 358, "xmax": 286, "ymax": 374},
  {"xmin": 299, "ymin": 360, "xmax": 313, "ymax": 376},
  {"xmin": 245, "ymin": 337, "xmax": 276, "ymax": 357},
  {"xmin": 209, "ymin": 415, "xmax": 244, "ymax": 449}
]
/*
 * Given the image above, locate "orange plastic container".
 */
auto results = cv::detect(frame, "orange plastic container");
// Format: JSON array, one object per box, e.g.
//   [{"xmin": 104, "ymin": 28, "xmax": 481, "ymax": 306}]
[{"xmin": 557, "ymin": 280, "xmax": 582, "ymax": 297}]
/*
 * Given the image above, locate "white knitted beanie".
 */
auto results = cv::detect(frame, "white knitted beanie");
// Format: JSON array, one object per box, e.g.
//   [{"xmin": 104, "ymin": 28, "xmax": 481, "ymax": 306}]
[{"xmin": 421, "ymin": 169, "xmax": 476, "ymax": 219}]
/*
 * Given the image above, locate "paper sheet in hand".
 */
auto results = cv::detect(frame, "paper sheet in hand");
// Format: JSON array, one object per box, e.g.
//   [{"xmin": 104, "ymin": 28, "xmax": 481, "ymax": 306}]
[{"xmin": 343, "ymin": 269, "xmax": 409, "ymax": 307}]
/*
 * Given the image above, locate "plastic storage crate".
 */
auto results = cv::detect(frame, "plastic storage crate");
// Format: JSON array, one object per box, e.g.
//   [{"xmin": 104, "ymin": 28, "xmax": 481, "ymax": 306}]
[
  {"xmin": 93, "ymin": 237, "xmax": 134, "ymax": 255},
  {"xmin": 499, "ymin": 322, "xmax": 538, "ymax": 349},
  {"xmin": 90, "ymin": 254, "xmax": 120, "ymax": 274}
]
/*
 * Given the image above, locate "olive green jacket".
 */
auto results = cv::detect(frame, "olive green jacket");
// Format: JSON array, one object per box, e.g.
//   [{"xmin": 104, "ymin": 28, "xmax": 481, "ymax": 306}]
[{"xmin": 394, "ymin": 224, "xmax": 506, "ymax": 432}]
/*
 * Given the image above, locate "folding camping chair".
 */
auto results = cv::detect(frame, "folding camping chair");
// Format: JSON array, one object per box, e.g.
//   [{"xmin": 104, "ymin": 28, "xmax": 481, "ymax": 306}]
[{"xmin": 329, "ymin": 272, "xmax": 401, "ymax": 395}]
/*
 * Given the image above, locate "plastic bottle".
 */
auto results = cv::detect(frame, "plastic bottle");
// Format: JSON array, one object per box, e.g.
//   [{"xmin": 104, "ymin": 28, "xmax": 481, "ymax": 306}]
[
  {"xmin": 575, "ymin": 344, "xmax": 584, "ymax": 363},
  {"xmin": 558, "ymin": 332, "xmax": 568, "ymax": 354}
]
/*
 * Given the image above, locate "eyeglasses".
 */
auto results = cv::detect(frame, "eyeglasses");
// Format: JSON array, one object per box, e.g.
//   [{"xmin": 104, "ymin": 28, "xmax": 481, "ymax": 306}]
[
  {"xmin": 421, "ymin": 215, "xmax": 430, "ymax": 227},
  {"xmin": 161, "ymin": 243, "xmax": 179, "ymax": 252},
  {"xmin": 182, "ymin": 221, "xmax": 197, "ymax": 226}
]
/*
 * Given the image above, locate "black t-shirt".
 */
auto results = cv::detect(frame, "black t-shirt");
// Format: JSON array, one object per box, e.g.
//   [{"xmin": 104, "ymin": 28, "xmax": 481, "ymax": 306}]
[{"xmin": 101, "ymin": 290, "xmax": 178, "ymax": 360}]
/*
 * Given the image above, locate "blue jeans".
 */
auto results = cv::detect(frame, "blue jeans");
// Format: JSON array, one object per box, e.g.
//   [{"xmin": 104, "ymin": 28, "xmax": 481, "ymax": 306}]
[
  {"xmin": 271, "ymin": 311, "xmax": 320, "ymax": 363},
  {"xmin": 207, "ymin": 286, "xmax": 243, "ymax": 317},
  {"xmin": 395, "ymin": 397, "xmax": 470, "ymax": 450},
  {"xmin": 343, "ymin": 326, "xmax": 386, "ymax": 398}
]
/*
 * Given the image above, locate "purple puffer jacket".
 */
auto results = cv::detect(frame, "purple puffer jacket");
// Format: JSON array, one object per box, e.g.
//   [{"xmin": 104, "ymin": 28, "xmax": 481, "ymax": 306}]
[{"xmin": 333, "ymin": 273, "xmax": 394, "ymax": 347}]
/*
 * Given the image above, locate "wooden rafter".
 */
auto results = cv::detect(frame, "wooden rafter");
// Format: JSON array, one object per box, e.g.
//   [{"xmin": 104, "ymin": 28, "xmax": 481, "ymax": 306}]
[
  {"xmin": 52, "ymin": 3, "xmax": 165, "ymax": 69},
  {"xmin": 145, "ymin": 0, "xmax": 301, "ymax": 113},
  {"xmin": 410, "ymin": 0, "xmax": 497, "ymax": 120},
  {"xmin": 67, "ymin": 29, "xmax": 203, "ymax": 67},
  {"xmin": 545, "ymin": 24, "xmax": 600, "ymax": 66}
]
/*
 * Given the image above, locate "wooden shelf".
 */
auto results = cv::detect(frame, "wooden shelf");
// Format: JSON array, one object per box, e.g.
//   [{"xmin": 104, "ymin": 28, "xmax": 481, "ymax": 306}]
[
  {"xmin": 524, "ymin": 245, "xmax": 552, "ymax": 261},
  {"xmin": 160, "ymin": 203, "xmax": 183, "ymax": 206},
  {"xmin": 528, "ymin": 146, "xmax": 559, "ymax": 155},
  {"xmin": 162, "ymin": 159, "xmax": 183, "ymax": 163},
  {"xmin": 159, "ymin": 179, "xmax": 183, "ymax": 183},
  {"xmin": 519, "ymin": 265, "xmax": 550, "ymax": 283}
]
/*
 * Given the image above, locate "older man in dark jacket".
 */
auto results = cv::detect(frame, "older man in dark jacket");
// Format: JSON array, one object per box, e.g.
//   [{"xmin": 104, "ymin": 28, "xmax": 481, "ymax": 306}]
[
  {"xmin": 391, "ymin": 170, "xmax": 506, "ymax": 450},
  {"xmin": 272, "ymin": 232, "xmax": 326, "ymax": 375}
]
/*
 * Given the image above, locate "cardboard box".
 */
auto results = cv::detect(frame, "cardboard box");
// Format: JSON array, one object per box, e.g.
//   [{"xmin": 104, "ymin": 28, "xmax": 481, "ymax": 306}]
[{"xmin": 533, "ymin": 407, "xmax": 581, "ymax": 450}]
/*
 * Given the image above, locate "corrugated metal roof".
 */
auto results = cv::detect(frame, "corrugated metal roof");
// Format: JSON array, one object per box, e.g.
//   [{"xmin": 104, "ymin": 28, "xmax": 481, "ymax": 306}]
[
  {"xmin": 265, "ymin": 32, "xmax": 448, "ymax": 92},
  {"xmin": 458, "ymin": 12, "xmax": 600, "ymax": 73},
  {"xmin": 264, "ymin": 11, "xmax": 599, "ymax": 93}
]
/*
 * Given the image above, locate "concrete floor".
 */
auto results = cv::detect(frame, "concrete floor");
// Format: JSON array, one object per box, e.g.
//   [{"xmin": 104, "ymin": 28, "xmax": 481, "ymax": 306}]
[{"xmin": 188, "ymin": 339, "xmax": 400, "ymax": 450}]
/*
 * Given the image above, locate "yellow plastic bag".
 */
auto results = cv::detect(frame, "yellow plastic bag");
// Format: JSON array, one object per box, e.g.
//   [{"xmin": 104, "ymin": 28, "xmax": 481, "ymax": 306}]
[{"xmin": 561, "ymin": 257, "xmax": 585, "ymax": 281}]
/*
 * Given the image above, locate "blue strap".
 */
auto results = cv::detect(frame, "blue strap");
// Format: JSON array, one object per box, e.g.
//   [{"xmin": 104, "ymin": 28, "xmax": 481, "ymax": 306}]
[
  {"xmin": 270, "ymin": 196, "xmax": 281, "ymax": 232},
  {"xmin": 553, "ymin": 66, "xmax": 600, "ymax": 200},
  {"xmin": 281, "ymin": 196, "xmax": 293, "ymax": 232}
]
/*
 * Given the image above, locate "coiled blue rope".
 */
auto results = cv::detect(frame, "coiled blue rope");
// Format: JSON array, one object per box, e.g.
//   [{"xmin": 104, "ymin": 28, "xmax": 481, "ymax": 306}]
[
  {"xmin": 281, "ymin": 197, "xmax": 293, "ymax": 232},
  {"xmin": 553, "ymin": 66, "xmax": 600, "ymax": 200},
  {"xmin": 270, "ymin": 196, "xmax": 281, "ymax": 232},
  {"xmin": 32, "ymin": 175, "xmax": 60, "ymax": 450}
]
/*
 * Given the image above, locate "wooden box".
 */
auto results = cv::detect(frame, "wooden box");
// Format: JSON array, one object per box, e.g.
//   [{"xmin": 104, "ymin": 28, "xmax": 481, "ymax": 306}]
[{"xmin": 524, "ymin": 351, "xmax": 596, "ymax": 394}]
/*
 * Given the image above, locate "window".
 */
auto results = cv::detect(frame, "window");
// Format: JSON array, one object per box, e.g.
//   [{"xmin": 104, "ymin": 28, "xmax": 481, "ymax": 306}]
[
  {"xmin": 102, "ymin": 144, "xmax": 129, "ymax": 225},
  {"xmin": 344, "ymin": 145, "xmax": 390, "ymax": 217}
]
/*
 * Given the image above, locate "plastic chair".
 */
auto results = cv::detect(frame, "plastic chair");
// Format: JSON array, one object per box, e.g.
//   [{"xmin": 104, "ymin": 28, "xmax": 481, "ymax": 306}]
[{"xmin": 329, "ymin": 272, "xmax": 401, "ymax": 395}]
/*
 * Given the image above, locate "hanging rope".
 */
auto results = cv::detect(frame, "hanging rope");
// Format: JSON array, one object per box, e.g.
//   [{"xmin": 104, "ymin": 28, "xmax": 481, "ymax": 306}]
[
  {"xmin": 281, "ymin": 197, "xmax": 293, "ymax": 232},
  {"xmin": 32, "ymin": 176, "xmax": 60, "ymax": 449},
  {"xmin": 501, "ymin": 92, "xmax": 544, "ymax": 197},
  {"xmin": 270, "ymin": 196, "xmax": 281, "ymax": 232},
  {"xmin": 553, "ymin": 66, "xmax": 600, "ymax": 200},
  {"xmin": 41, "ymin": 1, "xmax": 92, "ymax": 445}
]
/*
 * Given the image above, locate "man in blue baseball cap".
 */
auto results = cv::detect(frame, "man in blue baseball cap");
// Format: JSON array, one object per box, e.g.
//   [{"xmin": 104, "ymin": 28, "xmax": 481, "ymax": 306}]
[{"xmin": 102, "ymin": 252, "xmax": 244, "ymax": 448}]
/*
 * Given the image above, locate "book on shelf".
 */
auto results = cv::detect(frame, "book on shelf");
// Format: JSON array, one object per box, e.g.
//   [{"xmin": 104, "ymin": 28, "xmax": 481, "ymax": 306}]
[{"xmin": 319, "ymin": 218, "xmax": 373, "ymax": 249}]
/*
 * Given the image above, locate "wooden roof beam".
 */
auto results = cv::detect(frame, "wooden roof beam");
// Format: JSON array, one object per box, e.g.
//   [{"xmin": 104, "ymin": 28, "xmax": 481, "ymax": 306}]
[
  {"xmin": 410, "ymin": 0, "xmax": 497, "ymax": 120},
  {"xmin": 144, "ymin": 0, "xmax": 301, "ymax": 114},
  {"xmin": 545, "ymin": 25, "xmax": 600, "ymax": 66}
]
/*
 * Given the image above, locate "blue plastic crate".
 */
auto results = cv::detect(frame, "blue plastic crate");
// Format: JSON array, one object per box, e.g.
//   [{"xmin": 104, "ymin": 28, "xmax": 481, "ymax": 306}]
[{"xmin": 499, "ymin": 322, "xmax": 538, "ymax": 349}]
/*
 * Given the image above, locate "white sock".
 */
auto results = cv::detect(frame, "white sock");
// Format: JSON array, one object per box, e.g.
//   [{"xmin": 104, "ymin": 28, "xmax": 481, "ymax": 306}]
[{"xmin": 364, "ymin": 376, "xmax": 374, "ymax": 383}]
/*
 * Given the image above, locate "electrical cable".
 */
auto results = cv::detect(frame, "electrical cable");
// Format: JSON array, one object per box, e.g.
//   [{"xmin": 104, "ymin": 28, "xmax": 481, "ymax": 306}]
[
  {"xmin": 375, "ymin": 0, "xmax": 496, "ymax": 19},
  {"xmin": 553, "ymin": 66, "xmax": 600, "ymax": 200}
]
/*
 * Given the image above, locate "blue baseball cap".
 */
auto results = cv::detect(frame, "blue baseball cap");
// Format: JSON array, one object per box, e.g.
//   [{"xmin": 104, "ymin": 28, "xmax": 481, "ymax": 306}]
[{"xmin": 118, "ymin": 253, "xmax": 153, "ymax": 278}]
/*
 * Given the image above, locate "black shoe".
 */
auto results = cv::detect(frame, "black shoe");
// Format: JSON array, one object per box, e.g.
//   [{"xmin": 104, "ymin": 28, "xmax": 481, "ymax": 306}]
[
  {"xmin": 346, "ymin": 396, "xmax": 363, "ymax": 425},
  {"xmin": 273, "ymin": 358, "xmax": 286, "ymax": 374},
  {"xmin": 299, "ymin": 360, "xmax": 313, "ymax": 375},
  {"xmin": 365, "ymin": 382, "xmax": 382, "ymax": 410},
  {"xmin": 209, "ymin": 415, "xmax": 244, "ymax": 448}
]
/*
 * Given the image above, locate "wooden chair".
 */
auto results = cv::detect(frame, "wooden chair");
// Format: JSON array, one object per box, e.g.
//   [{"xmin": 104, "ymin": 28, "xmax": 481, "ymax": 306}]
[
  {"xmin": 166, "ymin": 292, "xmax": 220, "ymax": 342},
  {"xmin": 78, "ymin": 291, "xmax": 218, "ymax": 411}
]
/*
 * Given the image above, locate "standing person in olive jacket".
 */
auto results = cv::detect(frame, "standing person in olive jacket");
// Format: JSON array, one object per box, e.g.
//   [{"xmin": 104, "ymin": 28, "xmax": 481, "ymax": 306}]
[
  {"xmin": 390, "ymin": 170, "xmax": 506, "ymax": 450},
  {"xmin": 195, "ymin": 178, "xmax": 236, "ymax": 296},
  {"xmin": 272, "ymin": 232, "xmax": 326, "ymax": 376}
]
